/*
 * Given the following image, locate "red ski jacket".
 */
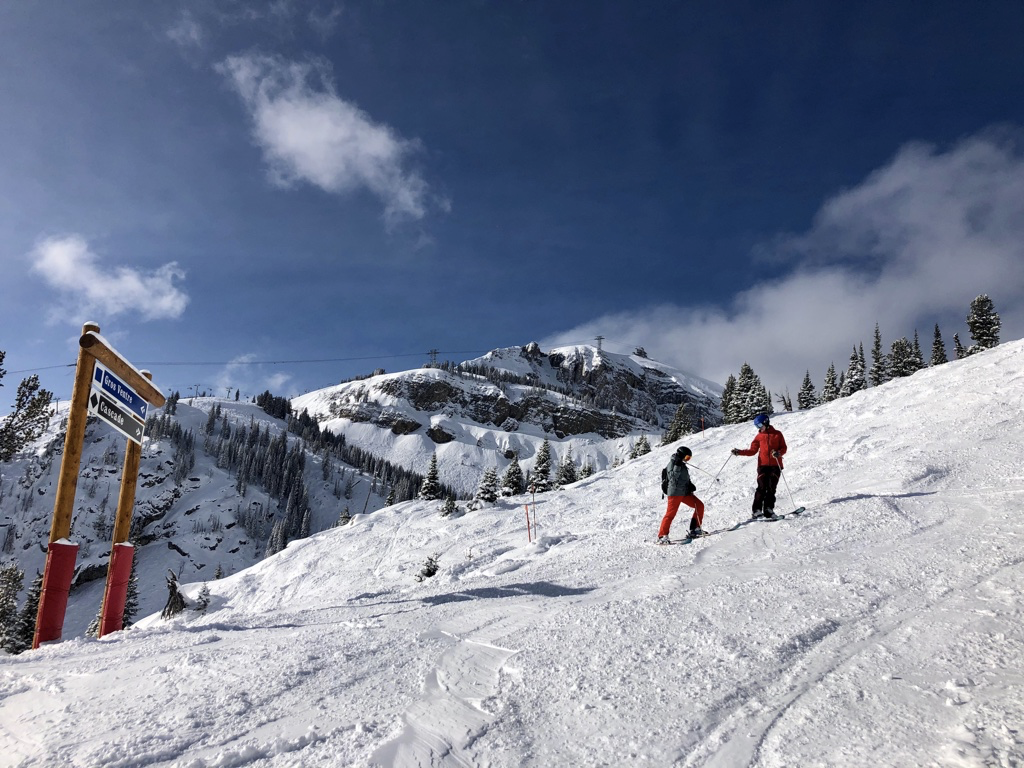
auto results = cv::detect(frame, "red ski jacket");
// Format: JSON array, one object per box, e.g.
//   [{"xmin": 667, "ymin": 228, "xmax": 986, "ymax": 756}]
[{"xmin": 737, "ymin": 426, "xmax": 787, "ymax": 468}]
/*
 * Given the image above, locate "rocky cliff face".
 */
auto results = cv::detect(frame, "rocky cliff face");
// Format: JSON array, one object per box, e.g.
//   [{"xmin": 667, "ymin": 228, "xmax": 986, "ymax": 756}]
[{"xmin": 319, "ymin": 344, "xmax": 721, "ymax": 442}]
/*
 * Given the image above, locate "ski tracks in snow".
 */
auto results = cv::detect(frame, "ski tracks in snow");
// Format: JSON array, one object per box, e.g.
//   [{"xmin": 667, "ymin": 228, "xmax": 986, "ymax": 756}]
[
  {"xmin": 369, "ymin": 604, "xmax": 537, "ymax": 767},
  {"xmin": 680, "ymin": 492, "xmax": 1024, "ymax": 767}
]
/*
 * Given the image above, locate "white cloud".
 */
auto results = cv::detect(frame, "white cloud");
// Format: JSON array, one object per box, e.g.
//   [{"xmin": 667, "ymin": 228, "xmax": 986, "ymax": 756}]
[
  {"xmin": 29, "ymin": 235, "xmax": 189, "ymax": 324},
  {"xmin": 214, "ymin": 354, "xmax": 295, "ymax": 399},
  {"xmin": 217, "ymin": 53, "xmax": 433, "ymax": 224},
  {"xmin": 545, "ymin": 129, "xmax": 1024, "ymax": 393},
  {"xmin": 167, "ymin": 11, "xmax": 204, "ymax": 50}
]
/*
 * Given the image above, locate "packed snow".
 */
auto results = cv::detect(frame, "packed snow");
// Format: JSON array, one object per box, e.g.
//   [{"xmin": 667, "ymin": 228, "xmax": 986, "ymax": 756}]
[{"xmin": 1, "ymin": 340, "xmax": 1023, "ymax": 767}]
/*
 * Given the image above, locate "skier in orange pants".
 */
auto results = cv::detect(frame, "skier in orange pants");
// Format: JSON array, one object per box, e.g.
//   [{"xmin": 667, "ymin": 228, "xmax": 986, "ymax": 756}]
[{"xmin": 658, "ymin": 445, "xmax": 706, "ymax": 542}]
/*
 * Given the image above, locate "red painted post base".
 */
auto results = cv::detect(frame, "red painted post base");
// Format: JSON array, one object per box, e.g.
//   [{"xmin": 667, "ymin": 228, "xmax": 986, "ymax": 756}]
[
  {"xmin": 98, "ymin": 542, "xmax": 135, "ymax": 638},
  {"xmin": 32, "ymin": 540, "xmax": 80, "ymax": 649}
]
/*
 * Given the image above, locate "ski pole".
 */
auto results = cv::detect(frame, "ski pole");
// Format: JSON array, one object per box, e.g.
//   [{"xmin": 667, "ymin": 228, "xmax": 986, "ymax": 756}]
[
  {"xmin": 710, "ymin": 453, "xmax": 733, "ymax": 483},
  {"xmin": 773, "ymin": 454, "xmax": 803, "ymax": 514},
  {"xmin": 687, "ymin": 463, "xmax": 720, "ymax": 482}
]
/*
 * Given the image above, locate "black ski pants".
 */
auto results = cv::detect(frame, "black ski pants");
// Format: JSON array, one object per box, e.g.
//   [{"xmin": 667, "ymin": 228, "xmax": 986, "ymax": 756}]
[{"xmin": 753, "ymin": 465, "xmax": 781, "ymax": 514}]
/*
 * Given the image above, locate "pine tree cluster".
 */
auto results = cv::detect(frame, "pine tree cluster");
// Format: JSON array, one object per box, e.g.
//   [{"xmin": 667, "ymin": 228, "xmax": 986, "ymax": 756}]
[{"xmin": 789, "ymin": 295, "xmax": 999, "ymax": 412}]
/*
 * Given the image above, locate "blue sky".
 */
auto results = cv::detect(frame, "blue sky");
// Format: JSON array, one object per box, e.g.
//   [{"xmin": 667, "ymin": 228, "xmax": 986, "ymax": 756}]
[{"xmin": 3, "ymin": 0, "xmax": 1024, "ymax": 411}]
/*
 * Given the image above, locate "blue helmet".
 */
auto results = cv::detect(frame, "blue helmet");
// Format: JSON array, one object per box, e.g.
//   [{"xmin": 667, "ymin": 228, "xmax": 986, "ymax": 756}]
[{"xmin": 753, "ymin": 413, "xmax": 770, "ymax": 428}]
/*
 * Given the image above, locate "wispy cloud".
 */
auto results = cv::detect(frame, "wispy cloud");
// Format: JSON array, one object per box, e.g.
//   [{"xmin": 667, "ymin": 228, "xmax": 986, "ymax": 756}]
[
  {"xmin": 545, "ymin": 129, "xmax": 1024, "ymax": 393},
  {"xmin": 214, "ymin": 353, "xmax": 294, "ymax": 399},
  {"xmin": 29, "ymin": 235, "xmax": 189, "ymax": 325},
  {"xmin": 167, "ymin": 11, "xmax": 204, "ymax": 50},
  {"xmin": 217, "ymin": 53, "xmax": 435, "ymax": 225}
]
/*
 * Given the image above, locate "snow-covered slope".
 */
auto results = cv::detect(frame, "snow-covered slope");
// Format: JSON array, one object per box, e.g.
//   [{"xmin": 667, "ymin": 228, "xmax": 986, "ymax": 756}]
[
  {"xmin": 1, "ymin": 340, "xmax": 1023, "ymax": 767},
  {"xmin": 0, "ymin": 397, "xmax": 390, "ymax": 638}
]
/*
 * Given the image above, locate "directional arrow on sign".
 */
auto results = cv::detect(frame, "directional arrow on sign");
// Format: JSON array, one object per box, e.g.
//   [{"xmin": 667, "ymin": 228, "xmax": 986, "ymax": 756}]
[{"xmin": 88, "ymin": 391, "xmax": 145, "ymax": 445}]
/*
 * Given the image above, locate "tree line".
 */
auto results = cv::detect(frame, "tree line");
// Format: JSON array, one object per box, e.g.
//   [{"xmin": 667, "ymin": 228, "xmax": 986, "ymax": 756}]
[{"xmin": 721, "ymin": 294, "xmax": 1001, "ymax": 418}]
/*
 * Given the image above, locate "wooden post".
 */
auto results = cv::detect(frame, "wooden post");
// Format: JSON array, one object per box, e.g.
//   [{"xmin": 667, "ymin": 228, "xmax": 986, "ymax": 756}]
[
  {"xmin": 97, "ymin": 370, "xmax": 151, "ymax": 638},
  {"xmin": 49, "ymin": 322, "xmax": 100, "ymax": 543},
  {"xmin": 33, "ymin": 322, "xmax": 99, "ymax": 648}
]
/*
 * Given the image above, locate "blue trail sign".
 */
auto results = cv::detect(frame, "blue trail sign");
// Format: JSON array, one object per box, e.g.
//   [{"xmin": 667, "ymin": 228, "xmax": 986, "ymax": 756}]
[{"xmin": 93, "ymin": 362, "xmax": 148, "ymax": 422}]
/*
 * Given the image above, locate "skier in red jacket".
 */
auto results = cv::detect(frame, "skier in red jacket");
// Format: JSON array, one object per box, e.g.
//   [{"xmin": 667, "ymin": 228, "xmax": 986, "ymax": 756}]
[{"xmin": 731, "ymin": 413, "xmax": 787, "ymax": 520}]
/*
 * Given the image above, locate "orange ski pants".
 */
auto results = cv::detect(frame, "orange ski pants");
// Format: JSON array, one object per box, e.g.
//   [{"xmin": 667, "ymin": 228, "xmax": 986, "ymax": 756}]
[{"xmin": 658, "ymin": 495, "xmax": 704, "ymax": 538}]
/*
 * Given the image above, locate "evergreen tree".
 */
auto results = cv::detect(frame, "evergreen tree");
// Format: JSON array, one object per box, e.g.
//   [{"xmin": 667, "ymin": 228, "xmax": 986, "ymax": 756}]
[
  {"xmin": 729, "ymin": 364, "xmax": 763, "ymax": 423},
  {"xmin": 840, "ymin": 345, "xmax": 866, "ymax": 397},
  {"xmin": 441, "ymin": 496, "xmax": 458, "ymax": 517},
  {"xmin": 953, "ymin": 333, "xmax": 966, "ymax": 359},
  {"xmin": 0, "ymin": 366, "xmax": 54, "ymax": 462},
  {"xmin": 821, "ymin": 363, "xmax": 839, "ymax": 403},
  {"xmin": 869, "ymin": 324, "xmax": 888, "ymax": 387},
  {"xmin": 532, "ymin": 439, "xmax": 553, "ymax": 492},
  {"xmin": 889, "ymin": 337, "xmax": 915, "ymax": 378},
  {"xmin": 629, "ymin": 435, "xmax": 651, "ymax": 460},
  {"xmin": 418, "ymin": 453, "xmax": 442, "ymax": 501},
  {"xmin": 475, "ymin": 467, "xmax": 499, "ymax": 504},
  {"xmin": 930, "ymin": 324, "xmax": 948, "ymax": 366},
  {"xmin": 578, "ymin": 459, "xmax": 595, "ymax": 479},
  {"xmin": 265, "ymin": 520, "xmax": 288, "ymax": 557},
  {"xmin": 966, "ymin": 294, "xmax": 1000, "ymax": 353},
  {"xmin": 797, "ymin": 371, "xmax": 818, "ymax": 410},
  {"xmin": 661, "ymin": 403, "xmax": 693, "ymax": 445},
  {"xmin": 557, "ymin": 447, "xmax": 578, "ymax": 486},
  {"xmin": 6, "ymin": 571, "xmax": 42, "ymax": 654},
  {"xmin": 501, "ymin": 456, "xmax": 524, "ymax": 497},
  {"xmin": 86, "ymin": 612, "xmax": 101, "ymax": 639},
  {"xmin": 911, "ymin": 330, "xmax": 925, "ymax": 372},
  {"xmin": 719, "ymin": 375, "xmax": 736, "ymax": 424},
  {"xmin": 193, "ymin": 584, "xmax": 211, "ymax": 614},
  {"xmin": 0, "ymin": 563, "xmax": 24, "ymax": 651},
  {"xmin": 385, "ymin": 488, "xmax": 396, "ymax": 507}
]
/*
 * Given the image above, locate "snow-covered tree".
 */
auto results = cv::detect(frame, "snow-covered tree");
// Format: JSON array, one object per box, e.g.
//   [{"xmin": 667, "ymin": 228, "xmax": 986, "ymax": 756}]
[
  {"xmin": 0, "ymin": 364, "xmax": 54, "ymax": 462},
  {"xmin": 821, "ymin": 363, "xmax": 839, "ymax": 403},
  {"xmin": 797, "ymin": 371, "xmax": 818, "ymax": 410},
  {"xmin": 475, "ymin": 467, "xmax": 499, "ymax": 504},
  {"xmin": 5, "ymin": 571, "xmax": 41, "ymax": 654},
  {"xmin": 661, "ymin": 402, "xmax": 693, "ymax": 445},
  {"xmin": 193, "ymin": 584, "xmax": 211, "ymax": 614},
  {"xmin": 557, "ymin": 447, "xmax": 578, "ymax": 486},
  {"xmin": 869, "ymin": 324, "xmax": 888, "ymax": 387},
  {"xmin": 911, "ymin": 330, "xmax": 925, "ymax": 372},
  {"xmin": 966, "ymin": 294, "xmax": 1000, "ymax": 353},
  {"xmin": 501, "ymin": 456, "xmax": 524, "ymax": 496},
  {"xmin": 930, "ymin": 324, "xmax": 948, "ymax": 366},
  {"xmin": 840, "ymin": 345, "xmax": 866, "ymax": 397},
  {"xmin": 629, "ymin": 435, "xmax": 651, "ymax": 459},
  {"xmin": 441, "ymin": 496, "xmax": 458, "ymax": 517},
  {"xmin": 0, "ymin": 563, "xmax": 24, "ymax": 651},
  {"xmin": 418, "ymin": 453, "xmax": 442, "ymax": 501},
  {"xmin": 265, "ymin": 520, "xmax": 288, "ymax": 557},
  {"xmin": 889, "ymin": 337, "xmax": 916, "ymax": 378},
  {"xmin": 719, "ymin": 375, "xmax": 736, "ymax": 424},
  {"xmin": 953, "ymin": 333, "xmax": 966, "ymax": 359},
  {"xmin": 532, "ymin": 440, "xmax": 553, "ymax": 493}
]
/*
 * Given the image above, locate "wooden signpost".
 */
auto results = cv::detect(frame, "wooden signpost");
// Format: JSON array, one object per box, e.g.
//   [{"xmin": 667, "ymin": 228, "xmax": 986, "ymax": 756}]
[{"xmin": 33, "ymin": 323, "xmax": 165, "ymax": 649}]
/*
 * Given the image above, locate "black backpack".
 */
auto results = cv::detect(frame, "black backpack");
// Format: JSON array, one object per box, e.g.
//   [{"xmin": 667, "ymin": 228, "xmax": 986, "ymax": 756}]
[{"xmin": 661, "ymin": 467, "xmax": 668, "ymax": 496}]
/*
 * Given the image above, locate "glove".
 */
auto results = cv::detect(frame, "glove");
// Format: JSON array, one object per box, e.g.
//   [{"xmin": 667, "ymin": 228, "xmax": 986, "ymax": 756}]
[
  {"xmin": 771, "ymin": 450, "xmax": 780, "ymax": 458},
  {"xmin": 685, "ymin": 481, "xmax": 697, "ymax": 495},
  {"xmin": 731, "ymin": 448, "xmax": 740, "ymax": 455}
]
